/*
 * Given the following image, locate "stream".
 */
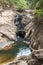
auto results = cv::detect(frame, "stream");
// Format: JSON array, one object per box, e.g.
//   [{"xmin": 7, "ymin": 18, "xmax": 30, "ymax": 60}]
[{"xmin": 0, "ymin": 14, "xmax": 31, "ymax": 64}]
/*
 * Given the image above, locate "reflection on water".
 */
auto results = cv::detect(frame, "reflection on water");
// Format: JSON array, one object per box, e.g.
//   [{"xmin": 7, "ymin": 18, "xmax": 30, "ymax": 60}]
[{"xmin": 0, "ymin": 41, "xmax": 31, "ymax": 64}]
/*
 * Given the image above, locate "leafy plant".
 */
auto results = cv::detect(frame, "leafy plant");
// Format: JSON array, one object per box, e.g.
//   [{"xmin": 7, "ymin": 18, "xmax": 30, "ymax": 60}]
[
  {"xmin": 17, "ymin": 0, "xmax": 28, "ymax": 11},
  {"xmin": 34, "ymin": 9, "xmax": 43, "ymax": 15},
  {"xmin": 35, "ymin": 0, "xmax": 43, "ymax": 9}
]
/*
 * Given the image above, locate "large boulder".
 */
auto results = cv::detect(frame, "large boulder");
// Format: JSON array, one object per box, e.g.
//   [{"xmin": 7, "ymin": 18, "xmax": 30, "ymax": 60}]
[{"xmin": 0, "ymin": 9, "xmax": 17, "ymax": 50}]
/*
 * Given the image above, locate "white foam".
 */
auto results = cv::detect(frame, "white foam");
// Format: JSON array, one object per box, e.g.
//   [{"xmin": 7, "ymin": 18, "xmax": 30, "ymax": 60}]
[{"xmin": 17, "ymin": 47, "xmax": 31, "ymax": 57}]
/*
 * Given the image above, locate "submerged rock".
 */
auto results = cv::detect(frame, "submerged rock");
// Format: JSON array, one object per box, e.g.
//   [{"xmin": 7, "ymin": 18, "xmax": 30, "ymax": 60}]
[{"xmin": 0, "ymin": 41, "xmax": 14, "ymax": 50}]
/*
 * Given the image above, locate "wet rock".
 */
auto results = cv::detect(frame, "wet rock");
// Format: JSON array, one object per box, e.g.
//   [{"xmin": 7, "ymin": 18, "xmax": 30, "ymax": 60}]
[
  {"xmin": 14, "ymin": 14, "xmax": 25, "ymax": 38},
  {"xmin": 14, "ymin": 14, "xmax": 23, "ymax": 26},
  {"xmin": 0, "ymin": 41, "xmax": 15, "ymax": 50},
  {"xmin": 16, "ymin": 30, "xmax": 25, "ymax": 38}
]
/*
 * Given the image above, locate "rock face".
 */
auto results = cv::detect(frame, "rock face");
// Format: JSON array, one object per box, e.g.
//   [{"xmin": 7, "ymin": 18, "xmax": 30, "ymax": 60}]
[
  {"xmin": 31, "ymin": 16, "xmax": 43, "ymax": 50},
  {"xmin": 0, "ymin": 9, "xmax": 17, "ymax": 50},
  {"xmin": 24, "ymin": 10, "xmax": 43, "ymax": 65},
  {"xmin": 0, "ymin": 9, "xmax": 43, "ymax": 65},
  {"xmin": 8, "ymin": 10, "xmax": 43, "ymax": 65}
]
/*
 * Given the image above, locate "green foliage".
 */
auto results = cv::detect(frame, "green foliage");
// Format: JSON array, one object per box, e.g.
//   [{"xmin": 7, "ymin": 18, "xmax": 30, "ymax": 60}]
[
  {"xmin": 34, "ymin": 9, "xmax": 43, "ymax": 15},
  {"xmin": 0, "ymin": 0, "xmax": 28, "ymax": 11},
  {"xmin": 30, "ymin": 0, "xmax": 40, "ymax": 9},
  {"xmin": 35, "ymin": 0, "xmax": 43, "ymax": 9},
  {"xmin": 17, "ymin": 0, "xmax": 28, "ymax": 11},
  {"xmin": 0, "ymin": 0, "xmax": 43, "ymax": 14},
  {"xmin": 26, "ymin": 0, "xmax": 43, "ymax": 9}
]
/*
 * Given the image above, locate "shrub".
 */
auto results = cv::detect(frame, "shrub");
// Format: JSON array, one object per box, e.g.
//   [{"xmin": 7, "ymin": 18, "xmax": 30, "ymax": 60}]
[
  {"xmin": 35, "ymin": 0, "xmax": 43, "ymax": 9},
  {"xmin": 17, "ymin": 0, "xmax": 28, "ymax": 11},
  {"xmin": 34, "ymin": 9, "xmax": 43, "ymax": 15}
]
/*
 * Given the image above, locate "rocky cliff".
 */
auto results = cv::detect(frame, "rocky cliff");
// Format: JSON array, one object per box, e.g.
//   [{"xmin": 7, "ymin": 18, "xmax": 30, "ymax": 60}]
[
  {"xmin": 7, "ymin": 10, "xmax": 43, "ymax": 65},
  {"xmin": 0, "ymin": 9, "xmax": 43, "ymax": 65}
]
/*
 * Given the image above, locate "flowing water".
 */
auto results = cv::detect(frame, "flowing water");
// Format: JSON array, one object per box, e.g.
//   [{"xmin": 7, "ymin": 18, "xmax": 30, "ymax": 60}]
[{"xmin": 0, "ymin": 38, "xmax": 31, "ymax": 64}]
